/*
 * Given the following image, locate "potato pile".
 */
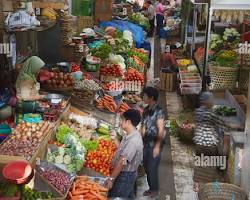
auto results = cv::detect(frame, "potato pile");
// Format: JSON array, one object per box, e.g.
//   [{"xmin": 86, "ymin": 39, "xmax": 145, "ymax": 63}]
[
  {"xmin": 45, "ymin": 72, "xmax": 74, "ymax": 88},
  {"xmin": 0, "ymin": 121, "xmax": 51, "ymax": 160},
  {"xmin": 123, "ymin": 94, "xmax": 142, "ymax": 104}
]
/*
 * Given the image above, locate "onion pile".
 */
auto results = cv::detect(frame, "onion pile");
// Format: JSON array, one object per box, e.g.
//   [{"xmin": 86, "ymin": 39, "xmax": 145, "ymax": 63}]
[
  {"xmin": 0, "ymin": 121, "xmax": 51, "ymax": 160},
  {"xmin": 45, "ymin": 72, "xmax": 74, "ymax": 88}
]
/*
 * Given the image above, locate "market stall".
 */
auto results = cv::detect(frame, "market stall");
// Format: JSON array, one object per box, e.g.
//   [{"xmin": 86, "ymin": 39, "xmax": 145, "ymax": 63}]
[
  {"xmin": 0, "ymin": 0, "xmax": 151, "ymax": 198},
  {"xmin": 193, "ymin": 0, "xmax": 250, "ymax": 91}
]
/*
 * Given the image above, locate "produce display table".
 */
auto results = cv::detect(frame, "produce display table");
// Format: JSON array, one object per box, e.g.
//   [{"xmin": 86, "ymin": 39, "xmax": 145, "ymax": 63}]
[{"xmin": 212, "ymin": 90, "xmax": 245, "ymax": 130}]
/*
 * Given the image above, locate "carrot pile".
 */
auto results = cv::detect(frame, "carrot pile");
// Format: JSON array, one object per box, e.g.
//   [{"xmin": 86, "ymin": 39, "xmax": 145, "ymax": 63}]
[
  {"xmin": 96, "ymin": 94, "xmax": 117, "ymax": 113},
  {"xmin": 68, "ymin": 176, "xmax": 108, "ymax": 200},
  {"xmin": 131, "ymin": 55, "xmax": 145, "ymax": 68},
  {"xmin": 118, "ymin": 102, "xmax": 130, "ymax": 114}
]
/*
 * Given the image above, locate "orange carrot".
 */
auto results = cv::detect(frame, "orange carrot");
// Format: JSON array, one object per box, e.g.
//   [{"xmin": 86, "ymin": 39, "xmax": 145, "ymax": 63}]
[
  {"xmin": 68, "ymin": 191, "xmax": 73, "ymax": 198},
  {"xmin": 72, "ymin": 182, "xmax": 76, "ymax": 195},
  {"xmin": 89, "ymin": 190, "xmax": 106, "ymax": 200}
]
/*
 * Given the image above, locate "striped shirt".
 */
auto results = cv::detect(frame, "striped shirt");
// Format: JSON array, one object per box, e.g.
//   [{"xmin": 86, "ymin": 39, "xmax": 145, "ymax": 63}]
[{"xmin": 112, "ymin": 131, "xmax": 143, "ymax": 172}]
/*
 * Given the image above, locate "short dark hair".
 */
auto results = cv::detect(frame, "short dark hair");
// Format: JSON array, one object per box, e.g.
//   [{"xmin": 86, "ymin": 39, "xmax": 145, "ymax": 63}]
[
  {"xmin": 122, "ymin": 109, "xmax": 141, "ymax": 127},
  {"xmin": 147, "ymin": 0, "xmax": 152, "ymax": 4},
  {"xmin": 143, "ymin": 87, "xmax": 159, "ymax": 101}
]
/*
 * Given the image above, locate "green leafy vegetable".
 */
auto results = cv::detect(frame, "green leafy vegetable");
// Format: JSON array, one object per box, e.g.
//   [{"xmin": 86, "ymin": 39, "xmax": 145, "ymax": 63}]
[
  {"xmin": 128, "ymin": 13, "xmax": 150, "ymax": 31},
  {"xmin": 56, "ymin": 124, "xmax": 71, "ymax": 144},
  {"xmin": 90, "ymin": 43, "xmax": 112, "ymax": 60},
  {"xmin": 81, "ymin": 139, "xmax": 97, "ymax": 151},
  {"xmin": 128, "ymin": 49, "xmax": 149, "ymax": 63}
]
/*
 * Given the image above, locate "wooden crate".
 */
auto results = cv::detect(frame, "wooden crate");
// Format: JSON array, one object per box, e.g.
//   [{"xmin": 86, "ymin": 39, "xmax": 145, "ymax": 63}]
[
  {"xmin": 77, "ymin": 16, "xmax": 94, "ymax": 33},
  {"xmin": 160, "ymin": 72, "xmax": 176, "ymax": 92},
  {"xmin": 0, "ymin": 123, "xmax": 54, "ymax": 167}
]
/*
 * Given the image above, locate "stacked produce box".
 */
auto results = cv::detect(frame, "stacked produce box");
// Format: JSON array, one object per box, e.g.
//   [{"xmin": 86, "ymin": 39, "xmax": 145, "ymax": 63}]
[{"xmin": 178, "ymin": 59, "xmax": 202, "ymax": 95}]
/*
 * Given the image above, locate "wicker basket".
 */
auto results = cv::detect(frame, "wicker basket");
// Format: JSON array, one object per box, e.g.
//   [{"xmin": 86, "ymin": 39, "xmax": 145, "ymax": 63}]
[
  {"xmin": 198, "ymin": 183, "xmax": 246, "ymax": 200},
  {"xmin": 176, "ymin": 119, "xmax": 194, "ymax": 144},
  {"xmin": 239, "ymin": 68, "xmax": 250, "ymax": 90},
  {"xmin": 209, "ymin": 64, "xmax": 239, "ymax": 90}
]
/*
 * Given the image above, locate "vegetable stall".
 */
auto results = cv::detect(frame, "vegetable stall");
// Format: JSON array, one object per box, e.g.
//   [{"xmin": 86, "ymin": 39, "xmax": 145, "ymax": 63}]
[{"xmin": 0, "ymin": 13, "xmax": 149, "ymax": 199}]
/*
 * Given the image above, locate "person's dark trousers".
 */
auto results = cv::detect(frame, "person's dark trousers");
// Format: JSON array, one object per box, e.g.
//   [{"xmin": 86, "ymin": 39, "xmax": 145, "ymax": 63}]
[
  {"xmin": 108, "ymin": 171, "xmax": 137, "ymax": 198},
  {"xmin": 148, "ymin": 17, "xmax": 155, "ymax": 37},
  {"xmin": 156, "ymin": 14, "xmax": 164, "ymax": 36},
  {"xmin": 143, "ymin": 143, "xmax": 162, "ymax": 191}
]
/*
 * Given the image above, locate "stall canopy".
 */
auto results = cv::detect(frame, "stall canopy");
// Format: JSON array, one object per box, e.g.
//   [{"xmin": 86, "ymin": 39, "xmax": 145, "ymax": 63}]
[{"xmin": 210, "ymin": 0, "xmax": 250, "ymax": 10}]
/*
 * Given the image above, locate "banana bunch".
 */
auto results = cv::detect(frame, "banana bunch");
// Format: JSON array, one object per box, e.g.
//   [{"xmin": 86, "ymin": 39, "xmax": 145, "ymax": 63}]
[
  {"xmin": 177, "ymin": 59, "xmax": 192, "ymax": 67},
  {"xmin": 41, "ymin": 7, "xmax": 57, "ymax": 21}
]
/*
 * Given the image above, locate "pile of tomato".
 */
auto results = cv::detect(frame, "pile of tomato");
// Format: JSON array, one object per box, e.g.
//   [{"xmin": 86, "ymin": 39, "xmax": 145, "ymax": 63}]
[
  {"xmin": 71, "ymin": 64, "xmax": 81, "ymax": 72},
  {"xmin": 100, "ymin": 64, "xmax": 123, "ymax": 77},
  {"xmin": 125, "ymin": 67, "xmax": 144, "ymax": 85},
  {"xmin": 84, "ymin": 139, "xmax": 117, "ymax": 176}
]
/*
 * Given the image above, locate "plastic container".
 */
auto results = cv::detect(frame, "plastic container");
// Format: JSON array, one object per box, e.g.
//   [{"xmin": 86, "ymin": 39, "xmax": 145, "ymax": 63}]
[
  {"xmin": 71, "ymin": 71, "xmax": 83, "ymax": 81},
  {"xmin": 2, "ymin": 161, "xmax": 32, "ymax": 184},
  {"xmin": 72, "ymin": 0, "xmax": 93, "ymax": 16}
]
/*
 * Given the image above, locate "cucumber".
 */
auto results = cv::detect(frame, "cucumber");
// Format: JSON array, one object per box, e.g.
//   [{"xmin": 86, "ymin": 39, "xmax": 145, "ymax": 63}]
[
  {"xmin": 99, "ymin": 123, "xmax": 110, "ymax": 130},
  {"xmin": 97, "ymin": 127, "xmax": 110, "ymax": 135}
]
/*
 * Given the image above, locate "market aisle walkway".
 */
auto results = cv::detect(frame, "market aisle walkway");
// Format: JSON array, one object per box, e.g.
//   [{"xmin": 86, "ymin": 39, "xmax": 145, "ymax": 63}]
[
  {"xmin": 136, "ymin": 37, "xmax": 176, "ymax": 200},
  {"xmin": 167, "ymin": 92, "xmax": 198, "ymax": 200},
  {"xmin": 155, "ymin": 38, "xmax": 177, "ymax": 200}
]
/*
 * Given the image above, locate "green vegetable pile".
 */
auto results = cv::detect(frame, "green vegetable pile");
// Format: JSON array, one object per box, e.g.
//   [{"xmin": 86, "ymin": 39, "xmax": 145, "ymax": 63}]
[
  {"xmin": 126, "ymin": 57, "xmax": 144, "ymax": 72},
  {"xmin": 50, "ymin": 125, "xmax": 87, "ymax": 173},
  {"xmin": 21, "ymin": 185, "xmax": 53, "ymax": 200},
  {"xmin": 213, "ymin": 105, "xmax": 237, "ymax": 116},
  {"xmin": 0, "ymin": 183, "xmax": 18, "ymax": 197},
  {"xmin": 214, "ymin": 50, "xmax": 238, "ymax": 67},
  {"xmin": 90, "ymin": 43, "xmax": 113, "ymax": 60},
  {"xmin": 114, "ymin": 38, "xmax": 130, "ymax": 54},
  {"xmin": 210, "ymin": 34, "xmax": 223, "ymax": 51},
  {"xmin": 128, "ymin": 13, "xmax": 150, "ymax": 31},
  {"xmin": 56, "ymin": 124, "xmax": 72, "ymax": 144},
  {"xmin": 128, "ymin": 49, "xmax": 149, "ymax": 63},
  {"xmin": 80, "ymin": 139, "xmax": 97, "ymax": 151}
]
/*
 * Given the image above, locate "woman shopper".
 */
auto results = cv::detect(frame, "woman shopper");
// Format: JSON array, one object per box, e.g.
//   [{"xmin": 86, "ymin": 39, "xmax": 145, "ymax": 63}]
[
  {"xmin": 105, "ymin": 109, "xmax": 143, "ymax": 198},
  {"xmin": 155, "ymin": 0, "xmax": 166, "ymax": 36},
  {"xmin": 141, "ymin": 87, "xmax": 166, "ymax": 198}
]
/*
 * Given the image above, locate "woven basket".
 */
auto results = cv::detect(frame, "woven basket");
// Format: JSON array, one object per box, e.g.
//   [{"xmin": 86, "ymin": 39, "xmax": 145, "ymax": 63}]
[
  {"xmin": 209, "ymin": 64, "xmax": 239, "ymax": 90},
  {"xmin": 239, "ymin": 68, "xmax": 250, "ymax": 90},
  {"xmin": 176, "ymin": 119, "xmax": 194, "ymax": 144},
  {"xmin": 198, "ymin": 183, "xmax": 246, "ymax": 200}
]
